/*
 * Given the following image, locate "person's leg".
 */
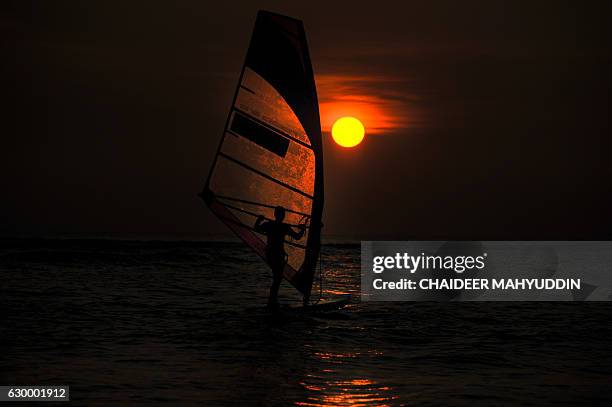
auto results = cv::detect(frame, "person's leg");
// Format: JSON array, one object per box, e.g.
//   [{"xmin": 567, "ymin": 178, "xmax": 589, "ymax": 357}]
[{"xmin": 268, "ymin": 269, "xmax": 282, "ymax": 308}]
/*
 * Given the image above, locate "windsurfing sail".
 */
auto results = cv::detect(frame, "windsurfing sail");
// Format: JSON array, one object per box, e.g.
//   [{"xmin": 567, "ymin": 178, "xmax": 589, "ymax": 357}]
[{"xmin": 200, "ymin": 10, "xmax": 324, "ymax": 304}]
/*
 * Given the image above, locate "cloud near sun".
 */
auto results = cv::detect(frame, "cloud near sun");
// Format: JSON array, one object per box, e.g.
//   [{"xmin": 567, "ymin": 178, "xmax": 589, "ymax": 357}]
[{"xmin": 316, "ymin": 74, "xmax": 420, "ymax": 135}]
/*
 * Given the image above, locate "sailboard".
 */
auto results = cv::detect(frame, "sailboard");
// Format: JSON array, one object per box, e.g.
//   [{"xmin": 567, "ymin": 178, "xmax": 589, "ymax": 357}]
[
  {"xmin": 200, "ymin": 10, "xmax": 324, "ymax": 306},
  {"xmin": 287, "ymin": 294, "xmax": 351, "ymax": 313}
]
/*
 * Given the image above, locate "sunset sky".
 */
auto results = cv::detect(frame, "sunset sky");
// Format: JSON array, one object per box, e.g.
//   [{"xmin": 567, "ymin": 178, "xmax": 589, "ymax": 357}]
[{"xmin": 2, "ymin": 1, "xmax": 612, "ymax": 239}]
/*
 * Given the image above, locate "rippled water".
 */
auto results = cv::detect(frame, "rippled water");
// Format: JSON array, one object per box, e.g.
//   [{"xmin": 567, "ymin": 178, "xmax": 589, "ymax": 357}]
[{"xmin": 2, "ymin": 239, "xmax": 612, "ymax": 406}]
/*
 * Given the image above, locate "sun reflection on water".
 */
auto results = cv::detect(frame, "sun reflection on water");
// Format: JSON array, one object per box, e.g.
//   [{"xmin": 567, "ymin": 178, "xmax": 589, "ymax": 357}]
[
  {"xmin": 295, "ymin": 350, "xmax": 399, "ymax": 407},
  {"xmin": 296, "ymin": 376, "xmax": 398, "ymax": 407}
]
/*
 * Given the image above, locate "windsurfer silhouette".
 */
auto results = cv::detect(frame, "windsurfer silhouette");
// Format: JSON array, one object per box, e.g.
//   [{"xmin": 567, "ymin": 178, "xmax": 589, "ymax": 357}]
[{"xmin": 255, "ymin": 206, "xmax": 305, "ymax": 309}]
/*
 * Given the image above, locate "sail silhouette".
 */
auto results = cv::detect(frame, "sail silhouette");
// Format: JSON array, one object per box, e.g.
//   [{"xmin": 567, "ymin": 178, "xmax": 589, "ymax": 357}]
[{"xmin": 200, "ymin": 11, "xmax": 324, "ymax": 304}]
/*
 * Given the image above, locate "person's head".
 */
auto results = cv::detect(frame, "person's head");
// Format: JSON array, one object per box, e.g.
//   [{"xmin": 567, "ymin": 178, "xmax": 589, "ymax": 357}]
[{"xmin": 274, "ymin": 206, "xmax": 285, "ymax": 222}]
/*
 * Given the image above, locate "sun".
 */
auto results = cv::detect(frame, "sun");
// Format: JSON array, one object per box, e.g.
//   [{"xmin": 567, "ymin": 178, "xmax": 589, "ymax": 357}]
[{"xmin": 331, "ymin": 117, "xmax": 365, "ymax": 148}]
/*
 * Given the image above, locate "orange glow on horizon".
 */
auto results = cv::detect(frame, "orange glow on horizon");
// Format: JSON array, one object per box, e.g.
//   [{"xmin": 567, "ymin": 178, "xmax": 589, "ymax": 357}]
[{"xmin": 316, "ymin": 74, "xmax": 416, "ymax": 136}]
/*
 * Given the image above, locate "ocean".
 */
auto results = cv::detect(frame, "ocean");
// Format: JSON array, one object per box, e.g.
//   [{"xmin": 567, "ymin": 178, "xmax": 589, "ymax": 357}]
[{"xmin": 2, "ymin": 239, "xmax": 611, "ymax": 406}]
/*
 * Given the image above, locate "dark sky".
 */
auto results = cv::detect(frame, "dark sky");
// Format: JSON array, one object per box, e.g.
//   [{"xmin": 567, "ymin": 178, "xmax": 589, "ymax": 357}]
[{"xmin": 2, "ymin": 1, "xmax": 611, "ymax": 239}]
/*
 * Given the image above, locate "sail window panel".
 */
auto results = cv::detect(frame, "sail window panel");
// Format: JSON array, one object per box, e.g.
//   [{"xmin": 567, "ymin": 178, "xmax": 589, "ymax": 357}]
[
  {"xmin": 236, "ymin": 68, "xmax": 311, "ymax": 146},
  {"xmin": 220, "ymin": 129, "xmax": 315, "ymax": 197},
  {"xmin": 229, "ymin": 112, "xmax": 289, "ymax": 157}
]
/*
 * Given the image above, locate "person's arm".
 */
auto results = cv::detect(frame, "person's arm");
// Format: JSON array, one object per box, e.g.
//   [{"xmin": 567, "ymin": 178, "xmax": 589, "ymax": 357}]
[
  {"xmin": 287, "ymin": 224, "xmax": 306, "ymax": 240},
  {"xmin": 254, "ymin": 215, "xmax": 266, "ymax": 233}
]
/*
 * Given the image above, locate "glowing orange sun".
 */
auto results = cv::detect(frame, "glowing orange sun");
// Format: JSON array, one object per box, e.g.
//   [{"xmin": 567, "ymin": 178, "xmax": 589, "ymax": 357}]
[{"xmin": 331, "ymin": 117, "xmax": 365, "ymax": 147}]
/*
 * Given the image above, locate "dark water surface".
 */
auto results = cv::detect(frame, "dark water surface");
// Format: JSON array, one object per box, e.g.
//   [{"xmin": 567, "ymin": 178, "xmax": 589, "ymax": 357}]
[{"xmin": 2, "ymin": 239, "xmax": 612, "ymax": 406}]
